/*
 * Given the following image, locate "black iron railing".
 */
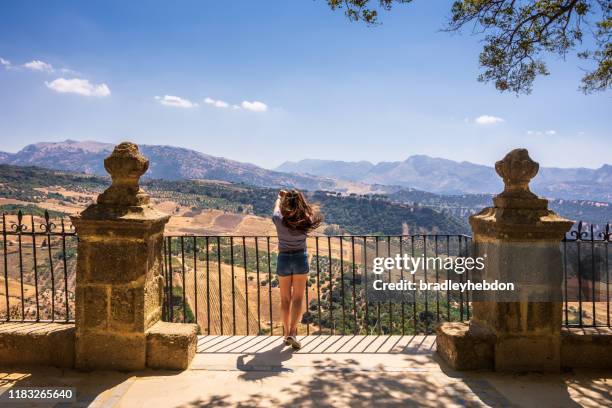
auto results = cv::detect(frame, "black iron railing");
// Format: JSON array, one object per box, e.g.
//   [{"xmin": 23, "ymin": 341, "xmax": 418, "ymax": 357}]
[
  {"xmin": 0, "ymin": 211, "xmax": 77, "ymax": 322},
  {"xmin": 562, "ymin": 222, "xmax": 611, "ymax": 328},
  {"xmin": 1, "ymin": 212, "xmax": 610, "ymax": 332},
  {"xmin": 161, "ymin": 234, "xmax": 473, "ymax": 335}
]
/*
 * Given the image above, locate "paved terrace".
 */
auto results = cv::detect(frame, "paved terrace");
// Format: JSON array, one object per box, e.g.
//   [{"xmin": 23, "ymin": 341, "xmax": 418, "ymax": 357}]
[{"xmin": 1, "ymin": 335, "xmax": 609, "ymax": 407}]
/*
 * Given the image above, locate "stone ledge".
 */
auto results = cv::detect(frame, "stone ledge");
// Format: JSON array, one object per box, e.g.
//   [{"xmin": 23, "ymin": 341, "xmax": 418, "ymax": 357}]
[
  {"xmin": 435, "ymin": 322, "xmax": 494, "ymax": 371},
  {"xmin": 561, "ymin": 326, "xmax": 612, "ymax": 369},
  {"xmin": 0, "ymin": 322, "xmax": 75, "ymax": 368},
  {"xmin": 146, "ymin": 321, "xmax": 199, "ymax": 370}
]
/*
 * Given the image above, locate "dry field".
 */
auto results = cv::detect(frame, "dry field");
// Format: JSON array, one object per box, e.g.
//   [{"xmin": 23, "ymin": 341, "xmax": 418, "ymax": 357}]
[
  {"xmin": 565, "ymin": 277, "xmax": 611, "ymax": 326},
  {"xmin": 0, "ymin": 277, "xmax": 36, "ymax": 314},
  {"xmin": 0, "ymin": 211, "xmax": 77, "ymax": 321}
]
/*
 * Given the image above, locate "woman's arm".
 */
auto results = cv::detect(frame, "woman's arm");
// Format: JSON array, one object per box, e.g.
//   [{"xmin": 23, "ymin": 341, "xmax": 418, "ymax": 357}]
[{"xmin": 273, "ymin": 190, "xmax": 285, "ymax": 216}]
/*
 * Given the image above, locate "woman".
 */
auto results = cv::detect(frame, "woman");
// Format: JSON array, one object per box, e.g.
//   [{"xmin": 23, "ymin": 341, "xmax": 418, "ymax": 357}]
[{"xmin": 272, "ymin": 189, "xmax": 322, "ymax": 349}]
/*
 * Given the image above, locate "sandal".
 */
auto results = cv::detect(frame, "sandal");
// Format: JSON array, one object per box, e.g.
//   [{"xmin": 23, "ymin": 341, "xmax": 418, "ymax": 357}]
[{"xmin": 286, "ymin": 335, "xmax": 301, "ymax": 350}]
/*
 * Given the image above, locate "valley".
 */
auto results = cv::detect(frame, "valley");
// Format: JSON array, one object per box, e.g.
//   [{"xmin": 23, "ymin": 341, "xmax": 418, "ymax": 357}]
[{"xmin": 0, "ymin": 143, "xmax": 609, "ymax": 334}]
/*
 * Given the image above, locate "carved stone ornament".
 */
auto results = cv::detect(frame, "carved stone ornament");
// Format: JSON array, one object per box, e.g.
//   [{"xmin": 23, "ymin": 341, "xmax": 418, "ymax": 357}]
[
  {"xmin": 97, "ymin": 142, "xmax": 151, "ymax": 206},
  {"xmin": 491, "ymin": 149, "xmax": 548, "ymax": 211},
  {"xmin": 495, "ymin": 149, "xmax": 539, "ymax": 199},
  {"xmin": 469, "ymin": 148, "xmax": 572, "ymax": 240}
]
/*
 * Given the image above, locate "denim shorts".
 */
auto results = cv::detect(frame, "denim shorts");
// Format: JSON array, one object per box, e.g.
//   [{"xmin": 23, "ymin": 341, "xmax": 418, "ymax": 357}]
[{"xmin": 277, "ymin": 251, "xmax": 309, "ymax": 277}]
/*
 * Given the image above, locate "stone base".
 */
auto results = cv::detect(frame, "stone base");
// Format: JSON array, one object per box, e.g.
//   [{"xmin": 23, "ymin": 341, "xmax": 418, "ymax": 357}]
[
  {"xmin": 76, "ymin": 331, "xmax": 146, "ymax": 371},
  {"xmin": 437, "ymin": 323, "xmax": 612, "ymax": 372},
  {"xmin": 0, "ymin": 323, "xmax": 75, "ymax": 368},
  {"xmin": 435, "ymin": 322, "xmax": 494, "ymax": 370},
  {"xmin": 146, "ymin": 321, "xmax": 199, "ymax": 370},
  {"xmin": 495, "ymin": 333, "xmax": 560, "ymax": 372},
  {"xmin": 561, "ymin": 327, "xmax": 612, "ymax": 369}
]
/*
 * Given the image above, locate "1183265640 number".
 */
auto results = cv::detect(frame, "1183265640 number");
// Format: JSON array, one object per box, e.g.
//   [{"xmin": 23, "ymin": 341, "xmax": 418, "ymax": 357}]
[{"xmin": 0, "ymin": 387, "xmax": 76, "ymax": 403}]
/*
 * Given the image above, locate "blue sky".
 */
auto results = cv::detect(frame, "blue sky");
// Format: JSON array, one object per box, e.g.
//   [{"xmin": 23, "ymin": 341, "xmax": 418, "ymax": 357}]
[{"xmin": 0, "ymin": 0, "xmax": 609, "ymax": 169}]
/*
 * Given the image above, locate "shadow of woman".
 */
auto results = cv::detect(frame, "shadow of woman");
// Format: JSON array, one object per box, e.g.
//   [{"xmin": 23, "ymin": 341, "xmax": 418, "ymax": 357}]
[{"xmin": 237, "ymin": 343, "xmax": 294, "ymax": 382}]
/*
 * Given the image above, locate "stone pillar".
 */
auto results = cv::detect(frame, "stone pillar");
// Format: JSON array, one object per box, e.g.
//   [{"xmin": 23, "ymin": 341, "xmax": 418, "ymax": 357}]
[
  {"xmin": 71, "ymin": 142, "xmax": 170, "ymax": 371},
  {"xmin": 436, "ymin": 149, "xmax": 572, "ymax": 372}
]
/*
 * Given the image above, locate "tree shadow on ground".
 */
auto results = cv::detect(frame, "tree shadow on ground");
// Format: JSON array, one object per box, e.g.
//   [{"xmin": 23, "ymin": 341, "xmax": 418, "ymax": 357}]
[
  {"xmin": 180, "ymin": 357, "xmax": 501, "ymax": 407},
  {"xmin": 1, "ymin": 345, "xmax": 609, "ymax": 407},
  {"xmin": 184, "ymin": 353, "xmax": 611, "ymax": 407},
  {"xmin": 562, "ymin": 370, "xmax": 612, "ymax": 407},
  {"xmin": 434, "ymin": 353, "xmax": 609, "ymax": 408}
]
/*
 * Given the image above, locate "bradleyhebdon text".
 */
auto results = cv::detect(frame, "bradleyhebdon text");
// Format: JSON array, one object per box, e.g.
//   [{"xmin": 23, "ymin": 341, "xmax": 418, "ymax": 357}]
[{"xmin": 372, "ymin": 279, "xmax": 515, "ymax": 292}]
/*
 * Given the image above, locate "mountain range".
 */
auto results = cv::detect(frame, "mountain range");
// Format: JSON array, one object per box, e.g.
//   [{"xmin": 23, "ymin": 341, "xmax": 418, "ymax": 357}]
[
  {"xmin": 276, "ymin": 157, "xmax": 612, "ymax": 202},
  {"xmin": 1, "ymin": 140, "xmax": 611, "ymax": 203},
  {"xmin": 0, "ymin": 140, "xmax": 335, "ymax": 191}
]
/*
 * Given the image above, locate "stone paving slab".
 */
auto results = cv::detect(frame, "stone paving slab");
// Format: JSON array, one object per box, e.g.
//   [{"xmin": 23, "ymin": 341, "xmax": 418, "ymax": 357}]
[{"xmin": 0, "ymin": 335, "xmax": 609, "ymax": 407}]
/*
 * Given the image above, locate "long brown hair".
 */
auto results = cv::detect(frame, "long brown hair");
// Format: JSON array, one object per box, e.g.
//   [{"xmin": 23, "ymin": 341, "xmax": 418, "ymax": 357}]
[{"xmin": 280, "ymin": 190, "xmax": 322, "ymax": 232}]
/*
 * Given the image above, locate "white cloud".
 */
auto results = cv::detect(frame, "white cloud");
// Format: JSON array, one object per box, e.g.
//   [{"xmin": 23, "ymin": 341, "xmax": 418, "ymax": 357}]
[
  {"xmin": 474, "ymin": 115, "xmax": 504, "ymax": 125},
  {"xmin": 59, "ymin": 67, "xmax": 80, "ymax": 75},
  {"xmin": 153, "ymin": 95, "xmax": 267, "ymax": 111},
  {"xmin": 0, "ymin": 57, "xmax": 10, "ymax": 68},
  {"xmin": 23, "ymin": 60, "xmax": 53, "ymax": 72},
  {"xmin": 526, "ymin": 129, "xmax": 556, "ymax": 136},
  {"xmin": 204, "ymin": 97, "xmax": 229, "ymax": 108},
  {"xmin": 46, "ymin": 78, "xmax": 111, "ymax": 97},
  {"xmin": 155, "ymin": 95, "xmax": 198, "ymax": 108},
  {"xmin": 241, "ymin": 100, "xmax": 268, "ymax": 112}
]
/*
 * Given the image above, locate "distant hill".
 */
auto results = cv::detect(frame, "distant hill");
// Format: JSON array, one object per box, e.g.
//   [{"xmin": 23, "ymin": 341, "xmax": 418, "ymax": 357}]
[
  {"xmin": 0, "ymin": 140, "xmax": 336, "ymax": 191},
  {"xmin": 388, "ymin": 188, "xmax": 612, "ymax": 228},
  {"xmin": 277, "ymin": 156, "xmax": 498, "ymax": 193},
  {"xmin": 276, "ymin": 156, "xmax": 612, "ymax": 202},
  {"xmin": 0, "ymin": 164, "xmax": 468, "ymax": 235},
  {"xmin": 1, "ymin": 163, "xmax": 607, "ymax": 233},
  {"xmin": 0, "ymin": 151, "xmax": 12, "ymax": 162},
  {"xmin": 277, "ymin": 159, "xmax": 376, "ymax": 182},
  {"xmin": 4, "ymin": 141, "xmax": 611, "ymax": 203}
]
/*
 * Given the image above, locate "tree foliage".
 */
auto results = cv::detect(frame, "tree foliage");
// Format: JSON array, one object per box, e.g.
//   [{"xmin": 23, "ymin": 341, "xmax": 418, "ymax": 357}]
[
  {"xmin": 326, "ymin": 0, "xmax": 414, "ymax": 23},
  {"xmin": 325, "ymin": 0, "xmax": 611, "ymax": 94}
]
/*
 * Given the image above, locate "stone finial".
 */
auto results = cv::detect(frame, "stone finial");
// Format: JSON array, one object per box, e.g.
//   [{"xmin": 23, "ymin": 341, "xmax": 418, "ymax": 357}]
[
  {"xmin": 495, "ymin": 148, "xmax": 539, "ymax": 198},
  {"xmin": 97, "ymin": 142, "xmax": 151, "ymax": 206},
  {"xmin": 470, "ymin": 148, "xmax": 572, "ymax": 239}
]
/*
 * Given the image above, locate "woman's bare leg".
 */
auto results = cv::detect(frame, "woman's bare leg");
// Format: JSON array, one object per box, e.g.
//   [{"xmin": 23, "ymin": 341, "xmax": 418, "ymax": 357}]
[
  {"xmin": 289, "ymin": 274, "xmax": 308, "ymax": 336},
  {"xmin": 279, "ymin": 276, "xmax": 293, "ymax": 336}
]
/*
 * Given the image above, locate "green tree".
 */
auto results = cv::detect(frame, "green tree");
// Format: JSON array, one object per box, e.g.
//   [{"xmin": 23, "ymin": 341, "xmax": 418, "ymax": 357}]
[{"xmin": 325, "ymin": 0, "xmax": 611, "ymax": 94}]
